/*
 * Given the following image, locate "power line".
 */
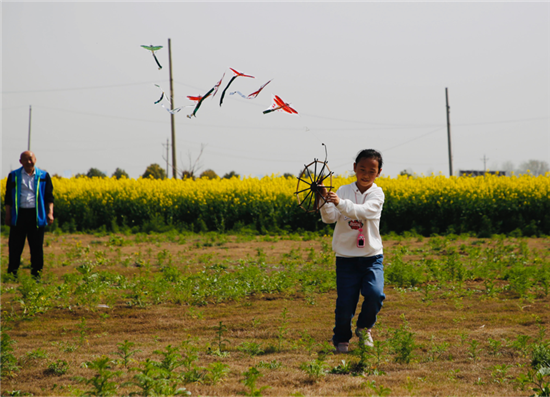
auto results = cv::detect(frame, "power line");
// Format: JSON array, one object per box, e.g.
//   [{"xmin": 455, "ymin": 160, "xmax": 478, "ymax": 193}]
[
  {"xmin": 4, "ymin": 79, "xmax": 548, "ymax": 127},
  {"xmin": 8, "ymin": 104, "xmax": 546, "ymax": 133},
  {"xmin": 454, "ymin": 116, "xmax": 548, "ymax": 126},
  {"xmin": 2, "ymin": 81, "xmax": 161, "ymax": 94},
  {"xmin": 382, "ymin": 127, "xmax": 446, "ymax": 152},
  {"xmin": 23, "ymin": 105, "xmax": 167, "ymax": 124}
]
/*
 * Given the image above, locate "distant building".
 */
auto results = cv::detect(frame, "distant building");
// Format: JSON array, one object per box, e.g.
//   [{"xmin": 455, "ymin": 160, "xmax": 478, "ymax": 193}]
[{"xmin": 459, "ymin": 170, "xmax": 506, "ymax": 177}]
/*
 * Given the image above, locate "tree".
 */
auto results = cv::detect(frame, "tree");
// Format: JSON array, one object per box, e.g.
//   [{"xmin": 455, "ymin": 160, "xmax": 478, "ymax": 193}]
[
  {"xmin": 399, "ymin": 169, "xmax": 413, "ymax": 177},
  {"xmin": 86, "ymin": 168, "xmax": 107, "ymax": 178},
  {"xmin": 142, "ymin": 164, "xmax": 166, "ymax": 179},
  {"xmin": 112, "ymin": 168, "xmax": 129, "ymax": 179},
  {"xmin": 517, "ymin": 160, "xmax": 549, "ymax": 176},
  {"xmin": 200, "ymin": 169, "xmax": 219, "ymax": 179},
  {"xmin": 222, "ymin": 171, "xmax": 240, "ymax": 179},
  {"xmin": 181, "ymin": 170, "xmax": 194, "ymax": 180},
  {"xmin": 501, "ymin": 161, "xmax": 515, "ymax": 175},
  {"xmin": 180, "ymin": 143, "xmax": 206, "ymax": 180},
  {"xmin": 283, "ymin": 173, "xmax": 295, "ymax": 179}
]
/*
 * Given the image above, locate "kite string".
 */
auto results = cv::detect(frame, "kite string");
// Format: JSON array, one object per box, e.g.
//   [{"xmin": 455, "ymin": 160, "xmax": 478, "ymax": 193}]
[{"xmin": 305, "ymin": 125, "xmax": 324, "ymax": 146}]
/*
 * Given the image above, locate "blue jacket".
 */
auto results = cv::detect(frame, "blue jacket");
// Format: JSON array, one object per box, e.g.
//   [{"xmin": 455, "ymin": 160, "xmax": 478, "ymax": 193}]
[{"xmin": 4, "ymin": 167, "xmax": 54, "ymax": 227}]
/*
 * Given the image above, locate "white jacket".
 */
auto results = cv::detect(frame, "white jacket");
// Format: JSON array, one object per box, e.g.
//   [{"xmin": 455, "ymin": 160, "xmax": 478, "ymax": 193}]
[{"xmin": 320, "ymin": 182, "xmax": 384, "ymax": 258}]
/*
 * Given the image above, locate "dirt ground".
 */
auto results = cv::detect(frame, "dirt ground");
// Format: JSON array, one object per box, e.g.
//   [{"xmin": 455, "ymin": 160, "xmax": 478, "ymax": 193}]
[
  {"xmin": 1, "ymin": 233, "xmax": 549, "ymax": 396},
  {"xmin": 8, "ymin": 232, "xmax": 548, "ymax": 278}
]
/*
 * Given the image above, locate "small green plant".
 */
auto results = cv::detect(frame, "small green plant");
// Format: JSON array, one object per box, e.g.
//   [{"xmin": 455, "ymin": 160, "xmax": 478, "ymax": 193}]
[
  {"xmin": 355, "ymin": 330, "xmax": 374, "ymax": 372},
  {"xmin": 206, "ymin": 344, "xmax": 230, "ymax": 358},
  {"xmin": 515, "ymin": 367, "xmax": 550, "ymax": 397},
  {"xmin": 298, "ymin": 331, "xmax": 318, "ymax": 356},
  {"xmin": 483, "ymin": 278, "xmax": 498, "ymax": 297},
  {"xmin": 128, "ymin": 359, "xmax": 191, "ymax": 396},
  {"xmin": 238, "ymin": 341, "xmax": 265, "ymax": 356},
  {"xmin": 405, "ymin": 376, "xmax": 419, "ymax": 396},
  {"xmin": 531, "ymin": 342, "xmax": 550, "ymax": 370},
  {"xmin": 51, "ymin": 340, "xmax": 79, "ymax": 353},
  {"xmin": 488, "ymin": 338, "xmax": 503, "ymax": 356},
  {"xmin": 153, "ymin": 344, "xmax": 185, "ymax": 376},
  {"xmin": 241, "ymin": 366, "xmax": 270, "ymax": 396},
  {"xmin": 20, "ymin": 348, "xmax": 48, "ymax": 367},
  {"xmin": 181, "ymin": 365, "xmax": 206, "ymax": 384},
  {"xmin": 213, "ymin": 321, "xmax": 230, "ymax": 353},
  {"xmin": 76, "ymin": 317, "xmax": 91, "ymax": 347},
  {"xmin": 204, "ymin": 362, "xmax": 230, "ymax": 385},
  {"xmin": 113, "ymin": 340, "xmax": 141, "ymax": 368},
  {"xmin": 362, "ymin": 380, "xmax": 392, "ymax": 396},
  {"xmin": 1, "ymin": 331, "xmax": 20, "ymax": 379},
  {"xmin": 299, "ymin": 358, "xmax": 328, "ymax": 381},
  {"xmin": 426, "ymin": 336, "xmax": 449, "ymax": 362},
  {"xmin": 368, "ymin": 339, "xmax": 389, "ymax": 370},
  {"xmin": 468, "ymin": 339, "xmax": 482, "ymax": 362},
  {"xmin": 447, "ymin": 368, "xmax": 461, "ymax": 382},
  {"xmin": 186, "ymin": 306, "xmax": 204, "ymax": 319},
  {"xmin": 317, "ymin": 341, "xmax": 336, "ymax": 357},
  {"xmin": 256, "ymin": 248, "xmax": 267, "ymax": 263},
  {"xmin": 277, "ymin": 307, "xmax": 289, "ymax": 352},
  {"xmin": 388, "ymin": 315, "xmax": 417, "ymax": 364},
  {"xmin": 422, "ymin": 283, "xmax": 435, "ymax": 303},
  {"xmin": 74, "ymin": 356, "xmax": 120, "ymax": 396},
  {"xmin": 257, "ymin": 360, "xmax": 281, "ymax": 370},
  {"xmin": 45, "ymin": 359, "xmax": 69, "ymax": 376},
  {"xmin": 491, "ymin": 364, "xmax": 512, "ymax": 384},
  {"xmin": 535, "ymin": 324, "xmax": 547, "ymax": 344},
  {"xmin": 329, "ymin": 360, "xmax": 353, "ymax": 375},
  {"xmin": 459, "ymin": 331, "xmax": 469, "ymax": 346},
  {"xmin": 14, "ymin": 274, "xmax": 56, "ymax": 318},
  {"xmin": 178, "ymin": 338, "xmax": 205, "ymax": 383},
  {"xmin": 510, "ymin": 334, "xmax": 532, "ymax": 358},
  {"xmin": 474, "ymin": 377, "xmax": 486, "ymax": 385}
]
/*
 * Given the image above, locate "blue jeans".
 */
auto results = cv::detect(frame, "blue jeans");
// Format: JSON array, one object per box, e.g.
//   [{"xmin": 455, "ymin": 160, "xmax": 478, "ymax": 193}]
[{"xmin": 333, "ymin": 255, "xmax": 385, "ymax": 345}]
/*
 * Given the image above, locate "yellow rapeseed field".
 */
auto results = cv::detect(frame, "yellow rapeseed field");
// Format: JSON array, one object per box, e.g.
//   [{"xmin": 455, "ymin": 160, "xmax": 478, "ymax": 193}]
[{"xmin": 1, "ymin": 174, "xmax": 549, "ymax": 235}]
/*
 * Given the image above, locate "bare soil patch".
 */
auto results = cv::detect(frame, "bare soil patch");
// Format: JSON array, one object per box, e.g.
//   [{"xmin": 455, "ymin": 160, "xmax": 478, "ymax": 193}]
[{"xmin": 1, "ymin": 233, "xmax": 549, "ymax": 396}]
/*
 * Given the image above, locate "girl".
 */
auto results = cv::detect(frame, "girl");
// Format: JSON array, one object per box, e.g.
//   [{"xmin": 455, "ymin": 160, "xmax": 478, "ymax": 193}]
[{"xmin": 320, "ymin": 149, "xmax": 385, "ymax": 353}]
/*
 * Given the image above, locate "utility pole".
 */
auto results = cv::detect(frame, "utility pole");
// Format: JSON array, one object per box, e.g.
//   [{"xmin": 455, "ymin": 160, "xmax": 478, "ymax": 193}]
[
  {"xmin": 168, "ymin": 38, "xmax": 177, "ymax": 179},
  {"xmin": 162, "ymin": 138, "xmax": 170, "ymax": 176},
  {"xmin": 481, "ymin": 154, "xmax": 489, "ymax": 171},
  {"xmin": 27, "ymin": 105, "xmax": 32, "ymax": 150},
  {"xmin": 445, "ymin": 88, "xmax": 453, "ymax": 177}
]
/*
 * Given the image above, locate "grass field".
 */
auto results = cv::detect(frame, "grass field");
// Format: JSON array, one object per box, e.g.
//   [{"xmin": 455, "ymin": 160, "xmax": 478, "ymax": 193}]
[{"xmin": 1, "ymin": 231, "xmax": 549, "ymax": 396}]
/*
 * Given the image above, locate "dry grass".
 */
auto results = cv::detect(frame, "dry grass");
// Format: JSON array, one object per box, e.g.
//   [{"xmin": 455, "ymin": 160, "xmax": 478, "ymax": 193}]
[{"xmin": 1, "ymin": 232, "xmax": 549, "ymax": 396}]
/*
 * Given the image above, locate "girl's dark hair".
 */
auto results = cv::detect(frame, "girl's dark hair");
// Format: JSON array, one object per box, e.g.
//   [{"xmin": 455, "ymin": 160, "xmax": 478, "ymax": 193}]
[{"xmin": 355, "ymin": 149, "xmax": 383, "ymax": 171}]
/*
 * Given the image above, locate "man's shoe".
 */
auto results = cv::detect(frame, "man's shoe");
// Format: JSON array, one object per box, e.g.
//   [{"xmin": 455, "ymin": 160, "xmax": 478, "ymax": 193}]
[
  {"xmin": 334, "ymin": 342, "xmax": 349, "ymax": 354},
  {"xmin": 356, "ymin": 328, "xmax": 374, "ymax": 347}
]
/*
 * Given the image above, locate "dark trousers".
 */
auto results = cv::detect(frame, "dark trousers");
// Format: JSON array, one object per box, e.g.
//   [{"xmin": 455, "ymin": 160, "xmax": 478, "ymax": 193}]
[
  {"xmin": 8, "ymin": 208, "xmax": 45, "ymax": 277},
  {"xmin": 333, "ymin": 255, "xmax": 385, "ymax": 345}
]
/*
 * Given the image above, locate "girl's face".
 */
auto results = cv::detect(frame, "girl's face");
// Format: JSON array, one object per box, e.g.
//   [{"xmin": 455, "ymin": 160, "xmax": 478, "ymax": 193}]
[{"xmin": 353, "ymin": 157, "xmax": 381, "ymax": 192}]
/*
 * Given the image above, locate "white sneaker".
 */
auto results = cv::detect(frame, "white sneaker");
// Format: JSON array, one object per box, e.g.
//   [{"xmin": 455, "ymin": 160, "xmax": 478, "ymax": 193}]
[
  {"xmin": 356, "ymin": 328, "xmax": 374, "ymax": 347},
  {"xmin": 335, "ymin": 342, "xmax": 349, "ymax": 354}
]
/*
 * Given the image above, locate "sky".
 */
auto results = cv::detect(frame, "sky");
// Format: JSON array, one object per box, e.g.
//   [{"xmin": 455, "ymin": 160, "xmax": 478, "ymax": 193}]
[{"xmin": 2, "ymin": 1, "xmax": 549, "ymax": 179}]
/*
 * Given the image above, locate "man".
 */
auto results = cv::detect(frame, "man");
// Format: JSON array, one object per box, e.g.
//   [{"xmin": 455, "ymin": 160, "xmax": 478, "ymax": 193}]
[{"xmin": 4, "ymin": 151, "xmax": 54, "ymax": 278}]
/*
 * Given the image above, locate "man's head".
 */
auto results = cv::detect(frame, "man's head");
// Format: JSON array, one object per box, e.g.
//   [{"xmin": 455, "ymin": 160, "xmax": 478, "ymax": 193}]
[{"xmin": 19, "ymin": 151, "xmax": 37, "ymax": 174}]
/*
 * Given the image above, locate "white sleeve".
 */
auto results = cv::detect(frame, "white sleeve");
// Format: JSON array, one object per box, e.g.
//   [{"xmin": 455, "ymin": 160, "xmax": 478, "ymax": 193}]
[
  {"xmin": 320, "ymin": 186, "xmax": 343, "ymax": 224},
  {"xmin": 320, "ymin": 201, "xmax": 339, "ymax": 224},
  {"xmin": 335, "ymin": 189, "xmax": 384, "ymax": 221}
]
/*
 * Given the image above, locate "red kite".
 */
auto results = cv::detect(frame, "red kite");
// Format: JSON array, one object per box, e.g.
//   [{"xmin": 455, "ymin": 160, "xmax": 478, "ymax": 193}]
[{"xmin": 263, "ymin": 94, "xmax": 298, "ymax": 115}]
